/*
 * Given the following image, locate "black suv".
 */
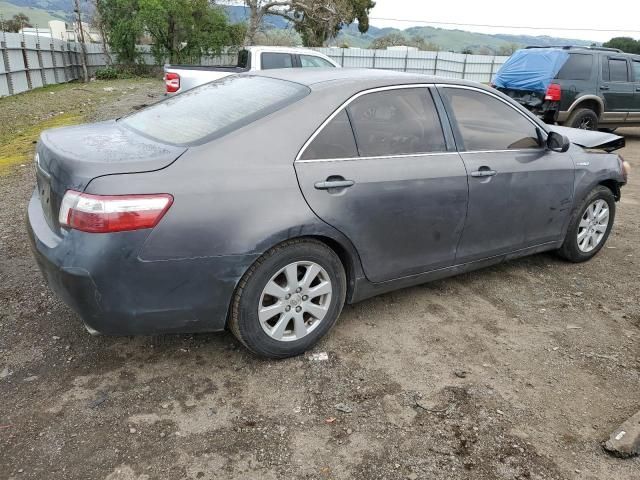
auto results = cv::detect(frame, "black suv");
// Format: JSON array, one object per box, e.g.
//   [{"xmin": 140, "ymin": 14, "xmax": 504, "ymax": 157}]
[{"xmin": 496, "ymin": 46, "xmax": 640, "ymax": 130}]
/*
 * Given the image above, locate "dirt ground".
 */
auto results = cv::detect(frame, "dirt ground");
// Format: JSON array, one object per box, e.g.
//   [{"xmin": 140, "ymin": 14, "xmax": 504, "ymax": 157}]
[{"xmin": 1, "ymin": 79, "xmax": 639, "ymax": 480}]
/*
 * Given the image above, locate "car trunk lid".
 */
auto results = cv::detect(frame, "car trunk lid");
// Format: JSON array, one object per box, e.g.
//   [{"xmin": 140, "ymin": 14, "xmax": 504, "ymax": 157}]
[{"xmin": 35, "ymin": 120, "xmax": 186, "ymax": 232}]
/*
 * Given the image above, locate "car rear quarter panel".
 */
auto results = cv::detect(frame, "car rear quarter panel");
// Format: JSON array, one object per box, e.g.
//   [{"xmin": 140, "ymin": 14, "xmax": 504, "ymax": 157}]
[{"xmin": 85, "ymin": 87, "xmax": 367, "ymax": 283}]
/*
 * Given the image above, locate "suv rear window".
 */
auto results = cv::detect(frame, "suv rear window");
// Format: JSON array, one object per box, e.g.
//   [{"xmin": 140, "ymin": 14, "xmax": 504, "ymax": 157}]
[
  {"xmin": 555, "ymin": 53, "xmax": 592, "ymax": 80},
  {"xmin": 121, "ymin": 76, "xmax": 309, "ymax": 145}
]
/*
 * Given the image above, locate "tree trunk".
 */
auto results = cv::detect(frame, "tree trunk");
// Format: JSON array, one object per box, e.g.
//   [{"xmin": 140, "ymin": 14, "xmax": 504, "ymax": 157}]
[
  {"xmin": 245, "ymin": 0, "xmax": 261, "ymax": 46},
  {"xmin": 74, "ymin": 0, "xmax": 89, "ymax": 82}
]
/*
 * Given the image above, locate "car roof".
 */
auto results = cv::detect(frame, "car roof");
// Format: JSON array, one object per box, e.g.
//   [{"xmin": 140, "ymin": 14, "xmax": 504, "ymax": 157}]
[
  {"xmin": 251, "ymin": 67, "xmax": 486, "ymax": 91},
  {"xmin": 246, "ymin": 45, "xmax": 331, "ymax": 54}
]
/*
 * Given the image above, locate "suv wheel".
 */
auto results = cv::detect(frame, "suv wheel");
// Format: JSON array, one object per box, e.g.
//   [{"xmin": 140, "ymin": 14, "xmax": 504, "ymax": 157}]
[
  {"xmin": 229, "ymin": 239, "xmax": 346, "ymax": 358},
  {"xmin": 565, "ymin": 108, "xmax": 598, "ymax": 130}
]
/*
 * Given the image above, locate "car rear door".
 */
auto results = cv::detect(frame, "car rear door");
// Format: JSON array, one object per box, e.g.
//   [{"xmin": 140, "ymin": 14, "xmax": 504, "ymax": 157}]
[
  {"xmin": 438, "ymin": 86, "xmax": 575, "ymax": 264},
  {"xmin": 294, "ymin": 86, "xmax": 469, "ymax": 283},
  {"xmin": 600, "ymin": 55, "xmax": 634, "ymax": 123}
]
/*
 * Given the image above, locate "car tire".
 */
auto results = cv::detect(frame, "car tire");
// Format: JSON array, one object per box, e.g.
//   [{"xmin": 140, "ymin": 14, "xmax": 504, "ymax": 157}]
[
  {"xmin": 565, "ymin": 108, "xmax": 599, "ymax": 130},
  {"xmin": 557, "ymin": 186, "xmax": 616, "ymax": 263},
  {"xmin": 229, "ymin": 239, "xmax": 346, "ymax": 359}
]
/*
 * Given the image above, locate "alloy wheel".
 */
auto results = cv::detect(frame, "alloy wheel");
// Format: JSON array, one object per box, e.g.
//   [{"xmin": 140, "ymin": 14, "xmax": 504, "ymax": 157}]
[
  {"xmin": 258, "ymin": 261, "xmax": 333, "ymax": 342},
  {"xmin": 577, "ymin": 199, "xmax": 609, "ymax": 253}
]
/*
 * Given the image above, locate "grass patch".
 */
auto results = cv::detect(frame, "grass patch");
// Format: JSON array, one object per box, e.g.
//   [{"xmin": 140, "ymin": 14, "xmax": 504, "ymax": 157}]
[{"xmin": 0, "ymin": 113, "xmax": 84, "ymax": 173}]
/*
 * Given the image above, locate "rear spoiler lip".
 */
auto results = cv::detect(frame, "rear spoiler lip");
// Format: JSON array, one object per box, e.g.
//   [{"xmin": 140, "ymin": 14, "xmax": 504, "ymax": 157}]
[{"xmin": 548, "ymin": 125, "xmax": 625, "ymax": 153}]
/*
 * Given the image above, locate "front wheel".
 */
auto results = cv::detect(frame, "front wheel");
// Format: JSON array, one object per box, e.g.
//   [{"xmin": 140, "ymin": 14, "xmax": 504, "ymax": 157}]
[
  {"xmin": 558, "ymin": 186, "xmax": 616, "ymax": 262},
  {"xmin": 229, "ymin": 239, "xmax": 346, "ymax": 358}
]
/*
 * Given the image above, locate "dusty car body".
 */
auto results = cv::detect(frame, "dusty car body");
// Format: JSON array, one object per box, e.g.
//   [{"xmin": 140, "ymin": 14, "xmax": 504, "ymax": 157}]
[{"xmin": 28, "ymin": 69, "xmax": 628, "ymax": 358}]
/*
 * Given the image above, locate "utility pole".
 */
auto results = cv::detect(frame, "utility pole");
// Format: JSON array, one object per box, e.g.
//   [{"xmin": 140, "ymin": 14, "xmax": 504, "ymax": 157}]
[{"xmin": 74, "ymin": 0, "xmax": 89, "ymax": 82}]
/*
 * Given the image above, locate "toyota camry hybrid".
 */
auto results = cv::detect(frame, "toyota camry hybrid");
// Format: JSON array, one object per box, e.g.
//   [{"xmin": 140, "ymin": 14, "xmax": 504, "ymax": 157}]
[{"xmin": 28, "ymin": 69, "xmax": 630, "ymax": 358}]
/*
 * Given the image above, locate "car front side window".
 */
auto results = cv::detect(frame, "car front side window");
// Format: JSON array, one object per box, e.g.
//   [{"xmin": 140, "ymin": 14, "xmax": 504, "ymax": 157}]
[{"xmin": 441, "ymin": 87, "xmax": 541, "ymax": 152}]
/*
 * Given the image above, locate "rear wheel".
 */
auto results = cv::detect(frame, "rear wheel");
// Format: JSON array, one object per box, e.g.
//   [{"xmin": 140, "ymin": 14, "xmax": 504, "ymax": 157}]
[
  {"xmin": 565, "ymin": 108, "xmax": 598, "ymax": 130},
  {"xmin": 558, "ymin": 186, "xmax": 615, "ymax": 262},
  {"xmin": 229, "ymin": 239, "xmax": 346, "ymax": 358}
]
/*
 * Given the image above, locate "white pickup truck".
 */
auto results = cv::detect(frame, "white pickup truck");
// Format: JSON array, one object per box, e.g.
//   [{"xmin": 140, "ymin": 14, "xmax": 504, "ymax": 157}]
[{"xmin": 163, "ymin": 46, "xmax": 340, "ymax": 95}]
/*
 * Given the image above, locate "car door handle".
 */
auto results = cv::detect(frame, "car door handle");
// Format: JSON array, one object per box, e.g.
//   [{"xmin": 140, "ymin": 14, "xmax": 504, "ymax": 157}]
[
  {"xmin": 471, "ymin": 169, "xmax": 497, "ymax": 178},
  {"xmin": 314, "ymin": 179, "xmax": 355, "ymax": 190},
  {"xmin": 600, "ymin": 85, "xmax": 610, "ymax": 90}
]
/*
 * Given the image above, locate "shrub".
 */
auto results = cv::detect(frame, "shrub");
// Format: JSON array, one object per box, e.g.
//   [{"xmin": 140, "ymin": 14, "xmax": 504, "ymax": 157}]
[{"xmin": 94, "ymin": 67, "xmax": 122, "ymax": 80}]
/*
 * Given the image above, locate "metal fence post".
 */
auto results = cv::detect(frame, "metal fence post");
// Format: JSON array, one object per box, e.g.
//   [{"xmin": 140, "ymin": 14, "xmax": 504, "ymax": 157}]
[
  {"xmin": 20, "ymin": 32, "xmax": 33, "ymax": 90},
  {"xmin": 1, "ymin": 31, "xmax": 13, "ymax": 95},
  {"xmin": 35, "ymin": 28, "xmax": 46, "ymax": 87},
  {"xmin": 372, "ymin": 49, "xmax": 376, "ymax": 69},
  {"xmin": 60, "ymin": 41, "xmax": 68, "ymax": 81},
  {"xmin": 433, "ymin": 52, "xmax": 439, "ymax": 75},
  {"xmin": 50, "ymin": 40, "xmax": 59, "ymax": 83},
  {"xmin": 404, "ymin": 50, "xmax": 409, "ymax": 72},
  {"xmin": 462, "ymin": 54, "xmax": 467, "ymax": 80},
  {"xmin": 341, "ymin": 48, "xmax": 345, "ymax": 67},
  {"xmin": 490, "ymin": 56, "xmax": 496, "ymax": 83}
]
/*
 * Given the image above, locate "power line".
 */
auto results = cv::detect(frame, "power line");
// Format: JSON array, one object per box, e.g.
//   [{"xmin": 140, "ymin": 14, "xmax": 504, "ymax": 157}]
[{"xmin": 369, "ymin": 17, "xmax": 640, "ymax": 34}]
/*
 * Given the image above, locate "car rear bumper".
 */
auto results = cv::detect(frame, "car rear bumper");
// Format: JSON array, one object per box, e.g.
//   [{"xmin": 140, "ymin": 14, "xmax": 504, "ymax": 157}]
[{"xmin": 27, "ymin": 190, "xmax": 258, "ymax": 336}]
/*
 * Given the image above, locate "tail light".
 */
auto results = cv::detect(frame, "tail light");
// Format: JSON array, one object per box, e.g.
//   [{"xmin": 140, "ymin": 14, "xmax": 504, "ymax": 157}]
[
  {"xmin": 545, "ymin": 83, "xmax": 562, "ymax": 101},
  {"xmin": 59, "ymin": 191, "xmax": 173, "ymax": 233},
  {"xmin": 165, "ymin": 72, "xmax": 180, "ymax": 93}
]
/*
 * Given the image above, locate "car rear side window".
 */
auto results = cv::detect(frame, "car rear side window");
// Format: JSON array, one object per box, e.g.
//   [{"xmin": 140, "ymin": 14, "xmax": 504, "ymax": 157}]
[
  {"xmin": 300, "ymin": 55, "xmax": 335, "ymax": 68},
  {"xmin": 262, "ymin": 52, "xmax": 294, "ymax": 69},
  {"xmin": 121, "ymin": 76, "xmax": 309, "ymax": 145},
  {"xmin": 633, "ymin": 60, "xmax": 640, "ymax": 82},
  {"xmin": 607, "ymin": 59, "xmax": 629, "ymax": 82},
  {"xmin": 300, "ymin": 110, "xmax": 358, "ymax": 160},
  {"xmin": 556, "ymin": 53, "xmax": 593, "ymax": 81},
  {"xmin": 442, "ymin": 87, "xmax": 540, "ymax": 151},
  {"xmin": 346, "ymin": 88, "xmax": 446, "ymax": 157}
]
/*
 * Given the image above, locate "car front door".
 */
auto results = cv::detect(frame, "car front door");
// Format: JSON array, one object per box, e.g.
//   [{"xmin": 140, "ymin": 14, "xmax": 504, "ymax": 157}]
[
  {"xmin": 438, "ymin": 86, "xmax": 575, "ymax": 264},
  {"xmin": 600, "ymin": 56, "xmax": 634, "ymax": 124},
  {"xmin": 295, "ymin": 87, "xmax": 469, "ymax": 283}
]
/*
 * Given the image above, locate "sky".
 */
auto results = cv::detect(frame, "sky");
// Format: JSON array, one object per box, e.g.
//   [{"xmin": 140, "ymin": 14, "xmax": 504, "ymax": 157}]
[{"xmin": 369, "ymin": 0, "xmax": 640, "ymax": 42}]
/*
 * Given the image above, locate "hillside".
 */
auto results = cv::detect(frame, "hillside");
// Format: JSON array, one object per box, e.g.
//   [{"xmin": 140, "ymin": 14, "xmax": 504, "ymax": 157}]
[
  {"xmin": 0, "ymin": 0, "xmax": 598, "ymax": 52},
  {"xmin": 0, "ymin": 0, "xmax": 67, "ymax": 27}
]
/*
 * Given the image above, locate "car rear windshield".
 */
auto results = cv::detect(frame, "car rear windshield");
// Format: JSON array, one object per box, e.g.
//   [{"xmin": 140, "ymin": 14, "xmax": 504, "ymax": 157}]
[{"xmin": 121, "ymin": 76, "xmax": 309, "ymax": 145}]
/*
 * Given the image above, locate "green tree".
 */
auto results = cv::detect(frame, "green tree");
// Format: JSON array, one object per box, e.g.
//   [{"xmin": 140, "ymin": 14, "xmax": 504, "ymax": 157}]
[
  {"xmin": 603, "ymin": 37, "xmax": 640, "ymax": 54},
  {"xmin": 240, "ymin": 0, "xmax": 375, "ymax": 47},
  {"xmin": 139, "ymin": 0, "xmax": 243, "ymax": 63},
  {"xmin": 95, "ymin": 0, "xmax": 143, "ymax": 65},
  {"xmin": 95, "ymin": 0, "xmax": 244, "ymax": 65},
  {"xmin": 2, "ymin": 13, "xmax": 32, "ymax": 32}
]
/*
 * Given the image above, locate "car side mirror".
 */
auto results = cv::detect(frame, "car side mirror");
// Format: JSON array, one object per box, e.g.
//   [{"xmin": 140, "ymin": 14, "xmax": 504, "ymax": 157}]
[{"xmin": 547, "ymin": 131, "xmax": 570, "ymax": 153}]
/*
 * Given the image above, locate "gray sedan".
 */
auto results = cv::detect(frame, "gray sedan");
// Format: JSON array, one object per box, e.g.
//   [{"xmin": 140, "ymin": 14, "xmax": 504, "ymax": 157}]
[{"xmin": 28, "ymin": 69, "xmax": 629, "ymax": 358}]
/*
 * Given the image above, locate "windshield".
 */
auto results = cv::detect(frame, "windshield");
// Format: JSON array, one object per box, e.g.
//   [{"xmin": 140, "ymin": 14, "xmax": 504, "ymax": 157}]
[{"xmin": 121, "ymin": 76, "xmax": 309, "ymax": 145}]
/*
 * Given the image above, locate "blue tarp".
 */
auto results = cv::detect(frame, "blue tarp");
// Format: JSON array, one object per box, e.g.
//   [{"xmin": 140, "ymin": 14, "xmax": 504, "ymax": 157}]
[{"xmin": 493, "ymin": 49, "xmax": 570, "ymax": 93}]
